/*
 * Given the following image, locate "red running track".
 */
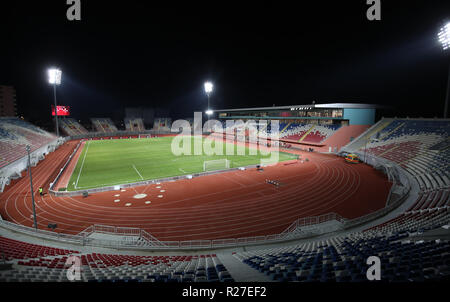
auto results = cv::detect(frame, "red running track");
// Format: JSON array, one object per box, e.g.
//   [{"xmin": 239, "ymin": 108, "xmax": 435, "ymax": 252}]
[{"xmin": 0, "ymin": 140, "xmax": 392, "ymax": 241}]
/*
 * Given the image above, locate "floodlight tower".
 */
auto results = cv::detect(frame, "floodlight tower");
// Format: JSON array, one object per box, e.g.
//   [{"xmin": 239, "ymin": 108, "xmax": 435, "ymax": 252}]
[
  {"xmin": 48, "ymin": 68, "xmax": 62, "ymax": 136},
  {"xmin": 438, "ymin": 22, "xmax": 450, "ymax": 118},
  {"xmin": 26, "ymin": 145, "xmax": 38, "ymax": 230},
  {"xmin": 204, "ymin": 81, "xmax": 214, "ymax": 119}
]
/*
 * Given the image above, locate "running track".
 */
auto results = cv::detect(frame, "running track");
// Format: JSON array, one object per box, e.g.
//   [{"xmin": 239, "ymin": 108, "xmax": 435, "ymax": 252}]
[{"xmin": 0, "ymin": 140, "xmax": 392, "ymax": 241}]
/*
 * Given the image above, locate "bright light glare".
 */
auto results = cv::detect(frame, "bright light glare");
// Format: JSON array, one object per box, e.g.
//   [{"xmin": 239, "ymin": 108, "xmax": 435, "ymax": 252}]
[
  {"xmin": 204, "ymin": 82, "xmax": 213, "ymax": 94},
  {"xmin": 48, "ymin": 68, "xmax": 62, "ymax": 85},
  {"xmin": 205, "ymin": 109, "xmax": 214, "ymax": 115},
  {"xmin": 438, "ymin": 22, "xmax": 450, "ymax": 50}
]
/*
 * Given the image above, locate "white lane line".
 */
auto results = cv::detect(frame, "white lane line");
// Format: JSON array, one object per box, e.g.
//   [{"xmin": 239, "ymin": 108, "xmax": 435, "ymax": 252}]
[
  {"xmin": 75, "ymin": 141, "xmax": 90, "ymax": 189},
  {"xmin": 132, "ymin": 164, "xmax": 144, "ymax": 180}
]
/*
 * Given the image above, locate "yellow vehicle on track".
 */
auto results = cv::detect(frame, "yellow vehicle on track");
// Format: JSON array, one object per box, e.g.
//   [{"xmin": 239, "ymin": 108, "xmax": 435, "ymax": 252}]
[{"xmin": 345, "ymin": 153, "xmax": 360, "ymax": 164}]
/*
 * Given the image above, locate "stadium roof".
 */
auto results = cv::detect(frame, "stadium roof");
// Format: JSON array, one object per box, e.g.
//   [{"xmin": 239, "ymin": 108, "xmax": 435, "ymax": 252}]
[{"xmin": 213, "ymin": 103, "xmax": 386, "ymax": 113}]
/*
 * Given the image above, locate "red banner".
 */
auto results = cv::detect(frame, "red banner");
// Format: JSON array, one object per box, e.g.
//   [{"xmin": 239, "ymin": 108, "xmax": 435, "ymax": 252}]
[{"xmin": 51, "ymin": 105, "xmax": 70, "ymax": 116}]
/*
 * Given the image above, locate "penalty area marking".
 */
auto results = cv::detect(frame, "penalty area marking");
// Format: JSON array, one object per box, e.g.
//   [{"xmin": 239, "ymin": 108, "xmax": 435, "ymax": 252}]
[{"xmin": 132, "ymin": 164, "xmax": 144, "ymax": 180}]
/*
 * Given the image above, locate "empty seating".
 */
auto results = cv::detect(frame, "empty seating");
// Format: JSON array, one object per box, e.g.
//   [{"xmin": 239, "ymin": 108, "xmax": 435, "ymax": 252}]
[
  {"xmin": 236, "ymin": 227, "xmax": 450, "ymax": 282},
  {"xmin": 0, "ymin": 236, "xmax": 233, "ymax": 282},
  {"xmin": 124, "ymin": 118, "xmax": 145, "ymax": 132},
  {"xmin": 91, "ymin": 118, "xmax": 118, "ymax": 133},
  {"xmin": 153, "ymin": 118, "xmax": 172, "ymax": 131},
  {"xmin": 0, "ymin": 236, "xmax": 78, "ymax": 261},
  {"xmin": 348, "ymin": 119, "xmax": 449, "ymax": 211},
  {"xmin": 59, "ymin": 118, "xmax": 88, "ymax": 136},
  {"xmin": 217, "ymin": 121, "xmax": 341, "ymax": 144},
  {"xmin": 0, "ymin": 118, "xmax": 57, "ymax": 168}
]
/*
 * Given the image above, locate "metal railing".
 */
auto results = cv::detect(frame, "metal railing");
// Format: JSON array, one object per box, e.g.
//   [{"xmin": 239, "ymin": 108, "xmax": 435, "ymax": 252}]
[
  {"xmin": 280, "ymin": 212, "xmax": 345, "ymax": 235},
  {"xmin": 0, "ymin": 211, "xmax": 344, "ymax": 251},
  {"xmin": 49, "ymin": 139, "xmax": 82, "ymax": 191}
]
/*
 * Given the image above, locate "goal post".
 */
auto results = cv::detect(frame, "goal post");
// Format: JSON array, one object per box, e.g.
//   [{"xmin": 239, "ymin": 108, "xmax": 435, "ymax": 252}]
[{"xmin": 203, "ymin": 159, "xmax": 231, "ymax": 171}]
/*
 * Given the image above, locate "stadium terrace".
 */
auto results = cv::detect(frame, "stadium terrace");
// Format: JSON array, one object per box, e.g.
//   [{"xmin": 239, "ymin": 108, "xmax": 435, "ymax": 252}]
[{"xmin": 1, "ymin": 3, "xmax": 449, "ymax": 288}]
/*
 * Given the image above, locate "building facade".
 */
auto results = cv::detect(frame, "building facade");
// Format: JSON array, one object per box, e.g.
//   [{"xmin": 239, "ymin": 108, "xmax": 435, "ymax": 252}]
[
  {"xmin": 213, "ymin": 103, "xmax": 381, "ymax": 126},
  {"xmin": 0, "ymin": 85, "xmax": 17, "ymax": 117}
]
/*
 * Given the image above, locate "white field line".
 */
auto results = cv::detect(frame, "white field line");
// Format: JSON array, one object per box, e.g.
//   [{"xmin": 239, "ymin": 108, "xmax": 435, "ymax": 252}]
[
  {"xmin": 179, "ymin": 168, "xmax": 187, "ymax": 174},
  {"xmin": 75, "ymin": 141, "xmax": 90, "ymax": 189},
  {"xmin": 132, "ymin": 164, "xmax": 144, "ymax": 180}
]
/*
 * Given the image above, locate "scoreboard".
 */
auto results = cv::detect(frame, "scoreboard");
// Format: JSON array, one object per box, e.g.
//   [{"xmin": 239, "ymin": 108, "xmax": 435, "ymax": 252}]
[{"xmin": 51, "ymin": 105, "xmax": 70, "ymax": 116}]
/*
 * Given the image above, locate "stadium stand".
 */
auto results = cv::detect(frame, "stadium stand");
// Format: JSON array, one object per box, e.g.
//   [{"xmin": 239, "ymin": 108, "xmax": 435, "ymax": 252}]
[
  {"xmin": 280, "ymin": 124, "xmax": 341, "ymax": 143},
  {"xmin": 0, "ymin": 236, "xmax": 234, "ymax": 282},
  {"xmin": 0, "ymin": 117, "xmax": 57, "ymax": 168},
  {"xmin": 124, "ymin": 118, "xmax": 145, "ymax": 132},
  {"xmin": 347, "ymin": 119, "xmax": 450, "ymax": 212},
  {"xmin": 0, "ymin": 117, "xmax": 448, "ymax": 283},
  {"xmin": 59, "ymin": 118, "xmax": 88, "ymax": 136},
  {"xmin": 231, "ymin": 118, "xmax": 450, "ymax": 282},
  {"xmin": 235, "ymin": 222, "xmax": 450, "ymax": 282},
  {"xmin": 153, "ymin": 118, "xmax": 172, "ymax": 131},
  {"xmin": 0, "ymin": 236, "xmax": 77, "ymax": 261},
  {"xmin": 91, "ymin": 118, "xmax": 118, "ymax": 133}
]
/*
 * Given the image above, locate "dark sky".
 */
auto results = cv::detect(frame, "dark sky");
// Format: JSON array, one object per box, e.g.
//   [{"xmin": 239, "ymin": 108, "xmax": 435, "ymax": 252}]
[{"xmin": 1, "ymin": 0, "xmax": 449, "ymax": 124}]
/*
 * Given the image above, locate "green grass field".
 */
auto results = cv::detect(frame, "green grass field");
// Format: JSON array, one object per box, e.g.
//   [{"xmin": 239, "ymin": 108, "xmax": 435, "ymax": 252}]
[{"xmin": 66, "ymin": 136, "xmax": 296, "ymax": 191}]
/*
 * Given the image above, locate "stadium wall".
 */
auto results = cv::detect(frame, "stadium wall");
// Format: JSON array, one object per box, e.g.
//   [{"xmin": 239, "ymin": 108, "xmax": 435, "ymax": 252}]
[{"xmin": 343, "ymin": 108, "xmax": 375, "ymax": 125}]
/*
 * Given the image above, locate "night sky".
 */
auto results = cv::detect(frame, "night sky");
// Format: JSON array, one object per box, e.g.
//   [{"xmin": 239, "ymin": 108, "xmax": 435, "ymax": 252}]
[{"xmin": 1, "ymin": 0, "xmax": 449, "ymax": 126}]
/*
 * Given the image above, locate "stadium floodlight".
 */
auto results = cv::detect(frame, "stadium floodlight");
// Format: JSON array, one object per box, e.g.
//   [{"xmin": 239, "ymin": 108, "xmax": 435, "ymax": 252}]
[
  {"xmin": 48, "ymin": 68, "xmax": 62, "ymax": 85},
  {"xmin": 48, "ymin": 67, "xmax": 62, "ymax": 136},
  {"xmin": 438, "ymin": 23, "xmax": 450, "ymax": 51},
  {"xmin": 204, "ymin": 81, "xmax": 214, "ymax": 120},
  {"xmin": 204, "ymin": 81, "xmax": 213, "ymax": 95},
  {"xmin": 437, "ymin": 22, "xmax": 450, "ymax": 118}
]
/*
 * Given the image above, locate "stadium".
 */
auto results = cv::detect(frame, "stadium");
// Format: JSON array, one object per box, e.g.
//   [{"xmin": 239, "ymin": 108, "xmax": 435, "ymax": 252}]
[{"xmin": 0, "ymin": 1, "xmax": 449, "ymax": 292}]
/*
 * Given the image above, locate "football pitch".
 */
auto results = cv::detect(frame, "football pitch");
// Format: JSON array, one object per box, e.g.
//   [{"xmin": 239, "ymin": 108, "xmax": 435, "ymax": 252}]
[{"xmin": 65, "ymin": 136, "xmax": 296, "ymax": 191}]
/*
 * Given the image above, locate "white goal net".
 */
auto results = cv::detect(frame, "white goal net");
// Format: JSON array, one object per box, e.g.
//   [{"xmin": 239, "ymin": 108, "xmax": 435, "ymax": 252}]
[{"xmin": 203, "ymin": 159, "xmax": 231, "ymax": 171}]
